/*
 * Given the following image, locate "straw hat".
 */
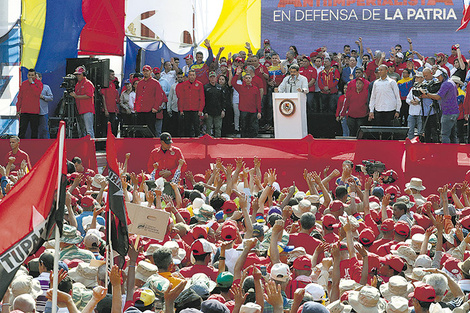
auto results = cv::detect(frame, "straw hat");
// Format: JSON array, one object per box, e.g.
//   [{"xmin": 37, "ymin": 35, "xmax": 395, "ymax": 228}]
[
  {"xmin": 391, "ymin": 245, "xmax": 417, "ymax": 266},
  {"xmin": 379, "ymin": 276, "xmax": 414, "ymax": 301},
  {"xmin": 326, "ymin": 299, "xmax": 352, "ymax": 313},
  {"xmin": 10, "ymin": 275, "xmax": 42, "ymax": 300},
  {"xmin": 163, "ymin": 241, "xmax": 187, "ymax": 265},
  {"xmin": 406, "ymin": 268, "xmax": 429, "ymax": 281},
  {"xmin": 386, "ymin": 296, "xmax": 410, "ymax": 313},
  {"xmin": 68, "ymin": 262, "xmax": 98, "ymax": 288},
  {"xmin": 349, "ymin": 286, "xmax": 386, "ymax": 313},
  {"xmin": 135, "ymin": 260, "xmax": 158, "ymax": 282},
  {"xmin": 339, "ymin": 279, "xmax": 362, "ymax": 296},
  {"xmin": 405, "ymin": 178, "xmax": 426, "ymax": 191},
  {"xmin": 144, "ymin": 244, "xmax": 163, "ymax": 257}
]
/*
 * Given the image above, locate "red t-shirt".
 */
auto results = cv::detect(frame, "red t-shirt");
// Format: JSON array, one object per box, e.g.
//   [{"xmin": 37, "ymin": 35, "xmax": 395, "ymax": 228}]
[
  {"xmin": 74, "ymin": 78, "xmax": 95, "ymax": 114},
  {"xmin": 16, "ymin": 79, "xmax": 43, "ymax": 114},
  {"xmin": 180, "ymin": 264, "xmax": 218, "ymax": 281},
  {"xmin": 6, "ymin": 149, "xmax": 32, "ymax": 171},
  {"xmin": 323, "ymin": 232, "xmax": 339, "ymax": 244},
  {"xmin": 299, "ymin": 66, "xmax": 317, "ymax": 93},
  {"xmin": 368, "ymin": 238, "xmax": 392, "ymax": 254},
  {"xmin": 340, "ymin": 257, "xmax": 362, "ymax": 283},
  {"xmin": 147, "ymin": 146, "xmax": 186, "ymax": 178},
  {"xmin": 100, "ymin": 84, "xmax": 119, "ymax": 113},
  {"xmin": 254, "ymin": 65, "xmax": 268, "ymax": 95},
  {"xmin": 288, "ymin": 232, "xmax": 323, "ymax": 263}
]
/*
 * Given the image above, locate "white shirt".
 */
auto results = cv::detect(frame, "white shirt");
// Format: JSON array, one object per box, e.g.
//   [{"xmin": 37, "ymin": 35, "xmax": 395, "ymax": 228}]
[
  {"xmin": 369, "ymin": 76, "xmax": 401, "ymax": 113},
  {"xmin": 278, "ymin": 74, "xmax": 309, "ymax": 93},
  {"xmin": 406, "ymin": 88, "xmax": 422, "ymax": 116},
  {"xmin": 168, "ymin": 82, "xmax": 179, "ymax": 113},
  {"xmin": 313, "ymin": 65, "xmax": 324, "ymax": 92},
  {"xmin": 161, "ymin": 70, "xmax": 176, "ymax": 86}
]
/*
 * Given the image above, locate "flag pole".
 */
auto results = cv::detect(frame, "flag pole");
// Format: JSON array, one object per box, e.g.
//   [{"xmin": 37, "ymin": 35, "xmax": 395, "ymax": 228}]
[{"xmin": 52, "ymin": 122, "xmax": 65, "ymax": 313}]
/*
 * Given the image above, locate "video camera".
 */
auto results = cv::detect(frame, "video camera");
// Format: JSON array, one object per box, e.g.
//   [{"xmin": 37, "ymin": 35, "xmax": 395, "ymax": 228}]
[
  {"xmin": 412, "ymin": 80, "xmax": 442, "ymax": 98},
  {"xmin": 60, "ymin": 74, "xmax": 77, "ymax": 93},
  {"xmin": 355, "ymin": 160, "xmax": 386, "ymax": 176}
]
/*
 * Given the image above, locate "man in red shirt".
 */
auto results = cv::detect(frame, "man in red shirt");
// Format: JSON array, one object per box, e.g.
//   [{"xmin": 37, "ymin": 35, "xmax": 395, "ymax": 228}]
[
  {"xmin": 135, "ymin": 65, "xmax": 167, "ymax": 137},
  {"xmin": 288, "ymin": 212, "xmax": 323, "ymax": 264},
  {"xmin": 318, "ymin": 58, "xmax": 340, "ymax": 113},
  {"xmin": 344, "ymin": 71, "xmax": 370, "ymax": 136},
  {"xmin": 176, "ymin": 69, "xmax": 205, "ymax": 137},
  {"xmin": 231, "ymin": 67, "xmax": 261, "ymax": 138},
  {"xmin": 100, "ymin": 70, "xmax": 119, "ymax": 136},
  {"xmin": 4, "ymin": 136, "xmax": 31, "ymax": 172},
  {"xmin": 147, "ymin": 132, "xmax": 186, "ymax": 179},
  {"xmin": 248, "ymin": 56, "xmax": 270, "ymax": 129},
  {"xmin": 16, "ymin": 68, "xmax": 43, "ymax": 139},
  {"xmin": 70, "ymin": 66, "xmax": 95, "ymax": 138},
  {"xmin": 299, "ymin": 55, "xmax": 317, "ymax": 115},
  {"xmin": 180, "ymin": 238, "xmax": 218, "ymax": 281}
]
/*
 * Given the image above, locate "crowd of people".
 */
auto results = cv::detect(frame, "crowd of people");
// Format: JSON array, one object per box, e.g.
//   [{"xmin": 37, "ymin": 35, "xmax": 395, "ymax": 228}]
[
  {"xmin": 4, "ymin": 132, "xmax": 470, "ymax": 313},
  {"xmin": 15, "ymin": 38, "xmax": 470, "ymax": 142}
]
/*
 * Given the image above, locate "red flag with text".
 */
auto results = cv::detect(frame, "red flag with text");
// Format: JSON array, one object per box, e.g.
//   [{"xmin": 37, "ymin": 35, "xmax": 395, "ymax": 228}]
[{"xmin": 0, "ymin": 122, "xmax": 66, "ymax": 299}]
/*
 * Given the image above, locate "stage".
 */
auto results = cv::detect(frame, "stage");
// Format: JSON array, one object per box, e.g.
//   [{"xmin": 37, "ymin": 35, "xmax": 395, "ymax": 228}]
[{"xmin": 1, "ymin": 135, "xmax": 469, "ymax": 193}]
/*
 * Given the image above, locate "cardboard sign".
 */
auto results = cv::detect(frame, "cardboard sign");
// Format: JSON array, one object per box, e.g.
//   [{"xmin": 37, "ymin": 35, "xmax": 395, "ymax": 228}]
[{"xmin": 126, "ymin": 202, "xmax": 170, "ymax": 241}]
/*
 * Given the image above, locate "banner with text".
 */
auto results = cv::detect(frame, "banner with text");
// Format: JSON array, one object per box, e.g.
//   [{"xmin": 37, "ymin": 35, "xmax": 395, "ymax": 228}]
[{"xmin": 261, "ymin": 0, "xmax": 467, "ymax": 57}]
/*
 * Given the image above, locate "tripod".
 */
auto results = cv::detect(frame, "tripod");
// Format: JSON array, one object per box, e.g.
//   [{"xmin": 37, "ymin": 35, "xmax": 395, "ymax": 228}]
[{"xmin": 59, "ymin": 90, "xmax": 80, "ymax": 138}]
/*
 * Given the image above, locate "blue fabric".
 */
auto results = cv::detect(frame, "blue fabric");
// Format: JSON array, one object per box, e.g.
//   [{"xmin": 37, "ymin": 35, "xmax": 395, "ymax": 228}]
[
  {"xmin": 123, "ymin": 37, "xmax": 141, "ymax": 82},
  {"xmin": 34, "ymin": 0, "xmax": 85, "ymax": 115}
]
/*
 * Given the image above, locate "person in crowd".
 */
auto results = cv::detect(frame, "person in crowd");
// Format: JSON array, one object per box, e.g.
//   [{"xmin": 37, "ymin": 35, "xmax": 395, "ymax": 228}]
[
  {"xmin": 278, "ymin": 64, "xmax": 309, "ymax": 94},
  {"xmin": 71, "ymin": 66, "xmax": 95, "ymax": 138},
  {"xmin": 167, "ymin": 70, "xmax": 184, "ymax": 137},
  {"xmin": 135, "ymin": 65, "xmax": 167, "ymax": 138},
  {"xmin": 4, "ymin": 135, "xmax": 31, "ymax": 172},
  {"xmin": 189, "ymin": 39, "xmax": 214, "ymax": 85},
  {"xmin": 147, "ymin": 132, "xmax": 186, "ymax": 180},
  {"xmin": 203, "ymin": 71, "xmax": 225, "ymax": 138},
  {"xmin": 422, "ymin": 69, "xmax": 459, "ymax": 143},
  {"xmin": 405, "ymin": 71, "xmax": 424, "ymax": 139},
  {"xmin": 299, "ymin": 55, "xmax": 317, "ymax": 115},
  {"xmin": 318, "ymin": 58, "xmax": 340, "ymax": 113},
  {"xmin": 36, "ymin": 73, "xmax": 53, "ymax": 139},
  {"xmin": 17, "ymin": 68, "xmax": 43, "ymax": 139},
  {"xmin": 120, "ymin": 79, "xmax": 135, "ymax": 128},
  {"xmin": 100, "ymin": 70, "xmax": 119, "ymax": 136},
  {"xmin": 344, "ymin": 69, "xmax": 369, "ymax": 136},
  {"xmin": 369, "ymin": 64, "xmax": 401, "ymax": 126},
  {"xmin": 176, "ymin": 69, "xmax": 205, "ymax": 137}
]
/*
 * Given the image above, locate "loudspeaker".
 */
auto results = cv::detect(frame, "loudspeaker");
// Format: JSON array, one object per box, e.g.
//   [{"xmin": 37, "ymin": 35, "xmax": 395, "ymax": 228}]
[
  {"xmin": 357, "ymin": 126, "xmax": 409, "ymax": 140},
  {"xmin": 308, "ymin": 113, "xmax": 342, "ymax": 138},
  {"xmin": 121, "ymin": 125, "xmax": 155, "ymax": 138}
]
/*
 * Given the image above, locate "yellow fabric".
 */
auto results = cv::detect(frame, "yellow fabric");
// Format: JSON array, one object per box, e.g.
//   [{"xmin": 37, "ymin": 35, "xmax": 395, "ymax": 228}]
[
  {"xmin": 21, "ymin": 0, "xmax": 47, "ymax": 69},
  {"xmin": 206, "ymin": 0, "xmax": 261, "ymax": 57}
]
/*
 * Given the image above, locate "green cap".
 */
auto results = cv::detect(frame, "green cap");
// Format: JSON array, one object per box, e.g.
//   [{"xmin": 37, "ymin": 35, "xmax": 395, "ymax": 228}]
[{"xmin": 216, "ymin": 271, "xmax": 234, "ymax": 288}]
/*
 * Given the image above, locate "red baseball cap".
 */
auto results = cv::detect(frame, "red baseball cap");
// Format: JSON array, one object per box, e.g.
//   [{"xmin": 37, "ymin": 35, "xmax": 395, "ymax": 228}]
[
  {"xmin": 153, "ymin": 67, "xmax": 160, "ymax": 74},
  {"xmin": 409, "ymin": 284, "xmax": 436, "ymax": 302},
  {"xmin": 80, "ymin": 195, "xmax": 95, "ymax": 209},
  {"xmin": 322, "ymin": 214, "xmax": 339, "ymax": 228},
  {"xmin": 264, "ymin": 39, "xmax": 270, "ymax": 44},
  {"xmin": 142, "ymin": 65, "xmax": 152, "ymax": 72},
  {"xmin": 381, "ymin": 255, "xmax": 405, "ymax": 272},
  {"xmin": 394, "ymin": 221, "xmax": 410, "ymax": 237},
  {"xmin": 293, "ymin": 255, "xmax": 312, "ymax": 271},
  {"xmin": 191, "ymin": 239, "xmax": 213, "ymax": 256},
  {"xmin": 410, "ymin": 225, "xmax": 425, "ymax": 237},
  {"xmin": 385, "ymin": 186, "xmax": 398, "ymax": 196},
  {"xmin": 443, "ymin": 257, "xmax": 461, "ymax": 276},
  {"xmin": 222, "ymin": 200, "xmax": 238, "ymax": 215},
  {"xmin": 184, "ymin": 54, "xmax": 193, "ymax": 60},
  {"xmin": 381, "ymin": 219, "xmax": 395, "ymax": 232},
  {"xmin": 452, "ymin": 45, "xmax": 458, "ymax": 50},
  {"xmin": 426, "ymin": 194, "xmax": 440, "ymax": 203},
  {"xmin": 359, "ymin": 229, "xmax": 376, "ymax": 245},
  {"xmin": 461, "ymin": 215, "xmax": 470, "ymax": 230},
  {"xmin": 192, "ymin": 225, "xmax": 208, "ymax": 240},
  {"xmin": 177, "ymin": 209, "xmax": 191, "ymax": 224},
  {"xmin": 414, "ymin": 213, "xmax": 432, "ymax": 229},
  {"xmin": 369, "ymin": 196, "xmax": 380, "ymax": 204},
  {"xmin": 369, "ymin": 209, "xmax": 381, "ymax": 223},
  {"xmin": 382, "ymin": 170, "xmax": 398, "ymax": 181},
  {"xmin": 220, "ymin": 223, "xmax": 238, "ymax": 241},
  {"xmin": 329, "ymin": 200, "xmax": 344, "ymax": 212},
  {"xmin": 234, "ymin": 57, "xmax": 244, "ymax": 63}
]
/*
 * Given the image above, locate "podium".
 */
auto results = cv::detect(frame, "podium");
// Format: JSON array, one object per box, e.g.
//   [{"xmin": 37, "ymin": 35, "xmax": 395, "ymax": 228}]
[{"xmin": 272, "ymin": 92, "xmax": 308, "ymax": 139}]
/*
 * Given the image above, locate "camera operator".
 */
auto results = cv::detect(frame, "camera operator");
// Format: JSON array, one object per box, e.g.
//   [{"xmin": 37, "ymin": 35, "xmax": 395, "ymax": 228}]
[
  {"xmin": 421, "ymin": 69, "xmax": 459, "ymax": 143},
  {"xmin": 418, "ymin": 68, "xmax": 440, "ymax": 143},
  {"xmin": 70, "ymin": 66, "xmax": 95, "ymax": 138},
  {"xmin": 406, "ymin": 71, "xmax": 424, "ymax": 139}
]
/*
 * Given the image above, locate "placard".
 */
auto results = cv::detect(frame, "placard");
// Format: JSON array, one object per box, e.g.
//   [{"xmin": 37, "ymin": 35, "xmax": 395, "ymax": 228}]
[{"xmin": 126, "ymin": 202, "xmax": 170, "ymax": 241}]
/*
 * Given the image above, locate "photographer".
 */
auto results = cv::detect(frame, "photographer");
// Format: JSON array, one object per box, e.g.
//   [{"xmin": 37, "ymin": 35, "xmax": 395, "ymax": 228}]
[
  {"xmin": 70, "ymin": 66, "xmax": 95, "ymax": 138},
  {"xmin": 406, "ymin": 71, "xmax": 424, "ymax": 139},
  {"xmin": 421, "ymin": 69, "xmax": 459, "ymax": 143},
  {"xmin": 420, "ymin": 68, "xmax": 440, "ymax": 143}
]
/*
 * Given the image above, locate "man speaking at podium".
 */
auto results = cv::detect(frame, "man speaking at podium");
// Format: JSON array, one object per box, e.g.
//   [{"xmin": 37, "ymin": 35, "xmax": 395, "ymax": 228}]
[{"xmin": 278, "ymin": 64, "xmax": 309, "ymax": 94}]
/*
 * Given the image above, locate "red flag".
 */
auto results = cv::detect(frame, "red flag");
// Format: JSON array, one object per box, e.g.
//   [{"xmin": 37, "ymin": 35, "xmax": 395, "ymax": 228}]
[
  {"xmin": 106, "ymin": 122, "xmax": 129, "ymax": 256},
  {"xmin": 457, "ymin": 0, "xmax": 470, "ymax": 30},
  {"xmin": 0, "ymin": 122, "xmax": 66, "ymax": 299}
]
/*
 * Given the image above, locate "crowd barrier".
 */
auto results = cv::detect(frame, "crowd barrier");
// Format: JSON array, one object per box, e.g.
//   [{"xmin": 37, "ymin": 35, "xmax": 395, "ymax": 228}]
[{"xmin": 2, "ymin": 135, "xmax": 469, "ymax": 194}]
